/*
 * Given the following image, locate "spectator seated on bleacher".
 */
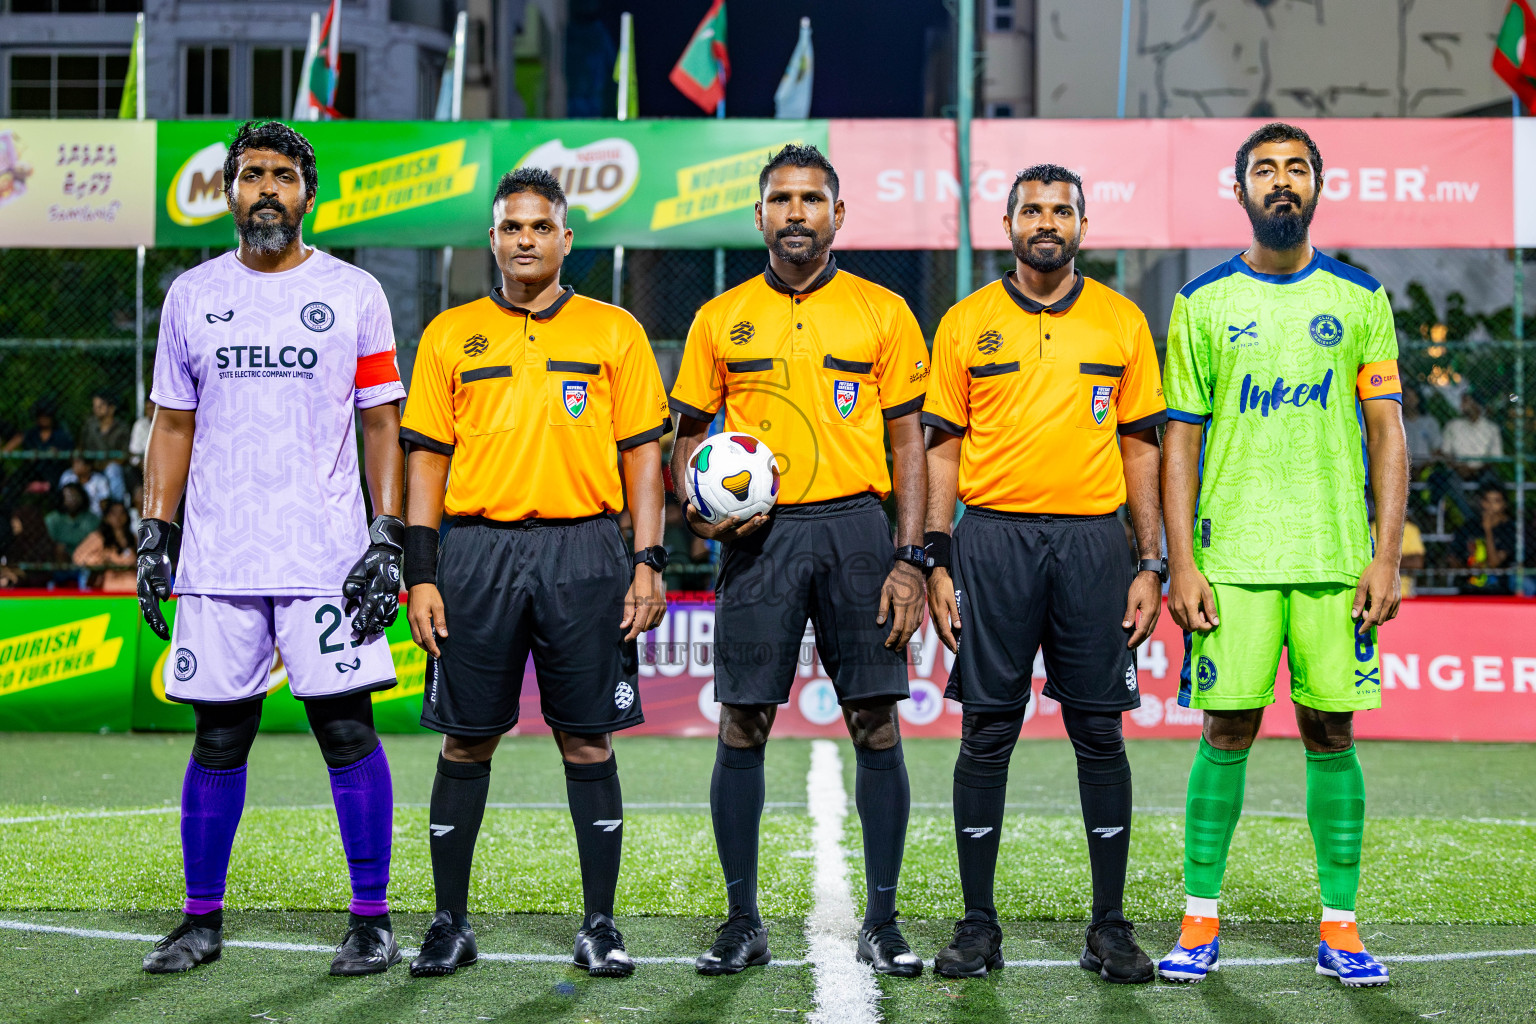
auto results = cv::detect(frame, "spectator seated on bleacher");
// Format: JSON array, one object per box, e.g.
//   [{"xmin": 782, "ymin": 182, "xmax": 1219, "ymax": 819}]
[
  {"xmin": 1401, "ymin": 388, "xmax": 1441, "ymax": 469},
  {"xmin": 1455, "ymin": 481, "xmax": 1519, "ymax": 595},
  {"xmin": 44, "ymin": 483, "xmax": 98, "ymax": 562},
  {"xmin": 71, "ymin": 499, "xmax": 135, "ymax": 593},
  {"xmin": 0, "ymin": 501, "xmax": 56, "ymax": 588},
  {"xmin": 13, "ymin": 400, "xmax": 74, "ymax": 488},
  {"xmin": 58, "ymin": 454, "xmax": 116, "ymax": 516},
  {"xmin": 78, "ymin": 391, "xmax": 130, "ymax": 456},
  {"xmin": 1428, "ymin": 391, "xmax": 1504, "ymax": 524}
]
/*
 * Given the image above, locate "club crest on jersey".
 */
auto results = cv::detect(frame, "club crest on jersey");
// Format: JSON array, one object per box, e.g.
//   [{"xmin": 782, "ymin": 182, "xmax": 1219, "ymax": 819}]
[
  {"xmin": 1310, "ymin": 313, "xmax": 1344, "ymax": 348},
  {"xmin": 834, "ymin": 380, "xmax": 859, "ymax": 419},
  {"xmin": 300, "ymin": 301, "xmax": 335, "ymax": 333},
  {"xmin": 1196, "ymin": 655, "xmax": 1217, "ymax": 692},
  {"xmin": 174, "ymin": 648, "xmax": 197, "ymax": 683},
  {"xmin": 1090, "ymin": 385, "xmax": 1113, "ymax": 425},
  {"xmin": 563, "ymin": 381, "xmax": 588, "ymax": 419}
]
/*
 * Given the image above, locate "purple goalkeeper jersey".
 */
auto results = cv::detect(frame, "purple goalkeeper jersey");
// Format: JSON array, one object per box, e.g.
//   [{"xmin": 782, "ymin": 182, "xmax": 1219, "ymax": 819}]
[{"xmin": 150, "ymin": 249, "xmax": 406, "ymax": 596}]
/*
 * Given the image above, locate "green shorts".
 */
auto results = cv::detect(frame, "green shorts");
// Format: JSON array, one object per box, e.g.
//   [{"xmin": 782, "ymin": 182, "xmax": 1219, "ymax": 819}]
[{"xmin": 1178, "ymin": 583, "xmax": 1382, "ymax": 712}]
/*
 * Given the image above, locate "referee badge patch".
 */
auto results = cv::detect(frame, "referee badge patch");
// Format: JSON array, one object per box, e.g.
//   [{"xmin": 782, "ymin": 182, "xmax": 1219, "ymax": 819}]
[
  {"xmin": 563, "ymin": 381, "xmax": 588, "ymax": 419},
  {"xmin": 834, "ymin": 380, "xmax": 859, "ymax": 420},
  {"xmin": 1090, "ymin": 384, "xmax": 1113, "ymax": 425}
]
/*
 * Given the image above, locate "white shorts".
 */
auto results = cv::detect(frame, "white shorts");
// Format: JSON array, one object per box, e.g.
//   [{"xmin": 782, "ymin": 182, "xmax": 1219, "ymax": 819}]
[{"xmin": 165, "ymin": 594, "xmax": 397, "ymax": 704}]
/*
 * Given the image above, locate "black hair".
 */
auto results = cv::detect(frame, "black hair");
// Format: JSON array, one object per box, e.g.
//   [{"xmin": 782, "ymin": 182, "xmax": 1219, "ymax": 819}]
[
  {"xmin": 758, "ymin": 144, "xmax": 840, "ymax": 201},
  {"xmin": 91, "ymin": 390, "xmax": 116, "ymax": 407},
  {"xmin": 1007, "ymin": 163, "xmax": 1084, "ymax": 219},
  {"xmin": 97, "ymin": 500, "xmax": 132, "ymax": 550},
  {"xmin": 494, "ymin": 166, "xmax": 568, "ymax": 218},
  {"xmin": 223, "ymin": 120, "xmax": 319, "ymax": 203},
  {"xmin": 1234, "ymin": 122, "xmax": 1323, "ymax": 195}
]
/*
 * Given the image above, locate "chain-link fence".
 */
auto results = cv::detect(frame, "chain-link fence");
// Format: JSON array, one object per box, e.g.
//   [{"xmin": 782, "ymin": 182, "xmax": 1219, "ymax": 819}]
[{"xmin": 2, "ymin": 244, "xmax": 1531, "ymax": 595}]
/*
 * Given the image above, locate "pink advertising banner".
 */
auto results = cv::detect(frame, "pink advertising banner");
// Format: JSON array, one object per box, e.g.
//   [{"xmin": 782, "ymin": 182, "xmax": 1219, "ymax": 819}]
[
  {"xmin": 504, "ymin": 597, "xmax": 1536, "ymax": 744},
  {"xmin": 826, "ymin": 118, "xmax": 1511, "ymax": 251}
]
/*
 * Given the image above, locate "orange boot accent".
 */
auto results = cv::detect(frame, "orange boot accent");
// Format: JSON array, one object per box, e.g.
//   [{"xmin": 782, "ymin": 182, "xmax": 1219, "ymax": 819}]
[
  {"xmin": 1320, "ymin": 920, "xmax": 1365, "ymax": 953},
  {"xmin": 1178, "ymin": 915, "xmax": 1219, "ymax": 948}
]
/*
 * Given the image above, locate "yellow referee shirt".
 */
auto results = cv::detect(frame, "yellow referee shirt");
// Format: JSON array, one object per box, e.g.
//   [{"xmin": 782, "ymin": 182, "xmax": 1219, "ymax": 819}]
[
  {"xmin": 400, "ymin": 286, "xmax": 671, "ymax": 521},
  {"xmin": 923, "ymin": 273, "xmax": 1166, "ymax": 515},
  {"xmin": 670, "ymin": 258, "xmax": 929, "ymax": 504}
]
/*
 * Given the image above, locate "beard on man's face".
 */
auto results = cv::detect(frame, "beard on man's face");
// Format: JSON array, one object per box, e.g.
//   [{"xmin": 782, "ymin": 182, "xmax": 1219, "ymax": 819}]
[
  {"xmin": 1244, "ymin": 187, "xmax": 1317, "ymax": 252},
  {"xmin": 767, "ymin": 223, "xmax": 832, "ymax": 266},
  {"xmin": 1012, "ymin": 227, "xmax": 1081, "ymax": 274},
  {"xmin": 236, "ymin": 195, "xmax": 303, "ymax": 254}
]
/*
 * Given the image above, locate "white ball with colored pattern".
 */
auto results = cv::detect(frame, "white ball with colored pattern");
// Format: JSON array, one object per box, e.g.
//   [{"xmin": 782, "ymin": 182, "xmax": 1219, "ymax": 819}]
[{"xmin": 683, "ymin": 431, "xmax": 781, "ymax": 525}]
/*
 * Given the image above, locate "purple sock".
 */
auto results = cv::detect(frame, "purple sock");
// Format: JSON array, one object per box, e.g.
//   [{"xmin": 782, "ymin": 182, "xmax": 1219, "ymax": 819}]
[
  {"xmin": 328, "ymin": 743, "xmax": 393, "ymax": 916},
  {"xmin": 181, "ymin": 759, "xmax": 247, "ymax": 915}
]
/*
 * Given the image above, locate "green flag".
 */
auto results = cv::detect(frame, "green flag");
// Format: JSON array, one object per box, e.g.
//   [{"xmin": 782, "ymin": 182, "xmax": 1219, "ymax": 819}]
[
  {"xmin": 118, "ymin": 13, "xmax": 143, "ymax": 119},
  {"xmin": 669, "ymin": 0, "xmax": 728, "ymax": 114},
  {"xmin": 1493, "ymin": 0, "xmax": 1536, "ymax": 109},
  {"xmin": 615, "ymin": 12, "xmax": 639, "ymax": 120}
]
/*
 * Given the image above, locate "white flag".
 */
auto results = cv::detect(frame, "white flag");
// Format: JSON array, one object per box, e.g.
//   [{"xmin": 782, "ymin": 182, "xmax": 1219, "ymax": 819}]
[{"xmin": 774, "ymin": 17, "xmax": 813, "ymax": 119}]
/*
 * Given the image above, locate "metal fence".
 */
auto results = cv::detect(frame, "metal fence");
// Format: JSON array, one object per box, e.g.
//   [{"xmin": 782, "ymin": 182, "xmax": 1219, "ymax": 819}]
[{"xmin": 2, "ymin": 244, "xmax": 1531, "ymax": 595}]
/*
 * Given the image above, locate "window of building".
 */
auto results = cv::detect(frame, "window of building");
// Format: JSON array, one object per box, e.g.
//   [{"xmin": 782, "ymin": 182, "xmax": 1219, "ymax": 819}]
[
  {"xmin": 6, "ymin": 51, "xmax": 128, "ymax": 117},
  {"xmin": 250, "ymin": 47, "xmax": 358, "ymax": 119},
  {"xmin": 184, "ymin": 46, "xmax": 232, "ymax": 117},
  {"xmin": 987, "ymin": 102, "xmax": 1014, "ymax": 118},
  {"xmin": 6, "ymin": 0, "xmax": 141, "ymax": 12},
  {"xmin": 990, "ymin": 0, "xmax": 1014, "ymax": 32}
]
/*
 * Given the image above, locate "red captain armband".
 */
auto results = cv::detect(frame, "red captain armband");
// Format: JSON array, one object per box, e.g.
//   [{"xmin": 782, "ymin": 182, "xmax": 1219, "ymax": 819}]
[
  {"xmin": 1357, "ymin": 360, "xmax": 1402, "ymax": 400},
  {"xmin": 356, "ymin": 350, "xmax": 402, "ymax": 390}
]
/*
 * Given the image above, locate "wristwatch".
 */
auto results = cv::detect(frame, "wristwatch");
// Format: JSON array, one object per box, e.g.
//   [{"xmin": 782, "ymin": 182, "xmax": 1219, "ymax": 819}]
[
  {"xmin": 1138, "ymin": 557, "xmax": 1169, "ymax": 583},
  {"xmin": 894, "ymin": 544, "xmax": 929, "ymax": 575},
  {"xmin": 634, "ymin": 545, "xmax": 669, "ymax": 572}
]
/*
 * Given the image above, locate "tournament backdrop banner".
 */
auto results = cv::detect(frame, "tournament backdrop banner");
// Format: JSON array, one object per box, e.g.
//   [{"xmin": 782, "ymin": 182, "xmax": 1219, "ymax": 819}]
[
  {"xmin": 155, "ymin": 119, "xmax": 826, "ymax": 250},
  {"xmin": 826, "ymin": 118, "xmax": 1511, "ymax": 251},
  {"xmin": 0, "ymin": 597, "xmax": 136, "ymax": 732},
  {"xmin": 0, "ymin": 120, "xmax": 155, "ymax": 248}
]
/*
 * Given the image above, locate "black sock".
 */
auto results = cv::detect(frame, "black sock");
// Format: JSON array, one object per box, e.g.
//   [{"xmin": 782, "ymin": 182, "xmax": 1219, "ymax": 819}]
[
  {"xmin": 953, "ymin": 753, "xmax": 1008, "ymax": 922},
  {"xmin": 710, "ymin": 739, "xmax": 765, "ymax": 921},
  {"xmin": 1063, "ymin": 706, "xmax": 1133, "ymax": 925},
  {"xmin": 855, "ymin": 742, "xmax": 909, "ymax": 928},
  {"xmin": 428, "ymin": 754, "xmax": 491, "ymax": 919},
  {"xmin": 565, "ymin": 755, "xmax": 624, "ymax": 921}
]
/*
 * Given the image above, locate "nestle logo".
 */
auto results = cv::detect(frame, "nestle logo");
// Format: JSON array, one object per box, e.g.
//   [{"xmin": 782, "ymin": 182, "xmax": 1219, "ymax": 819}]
[
  {"xmin": 730, "ymin": 321, "xmax": 755, "ymax": 345},
  {"xmin": 463, "ymin": 334, "xmax": 489, "ymax": 356},
  {"xmin": 977, "ymin": 330, "xmax": 1003, "ymax": 355}
]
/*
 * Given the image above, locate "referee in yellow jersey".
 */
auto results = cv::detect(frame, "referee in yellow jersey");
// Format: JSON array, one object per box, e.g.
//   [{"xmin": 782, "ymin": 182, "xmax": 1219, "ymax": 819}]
[
  {"xmin": 923, "ymin": 165, "xmax": 1166, "ymax": 982},
  {"xmin": 398, "ymin": 168, "xmax": 671, "ymax": 979},
  {"xmin": 670, "ymin": 145, "xmax": 930, "ymax": 977}
]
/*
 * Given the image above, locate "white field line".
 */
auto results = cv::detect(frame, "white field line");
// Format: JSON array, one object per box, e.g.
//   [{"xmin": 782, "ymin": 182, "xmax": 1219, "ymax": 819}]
[
  {"xmin": 0, "ymin": 919, "xmax": 1529, "ymax": 971},
  {"xmin": 803, "ymin": 740, "xmax": 881, "ymax": 1024}
]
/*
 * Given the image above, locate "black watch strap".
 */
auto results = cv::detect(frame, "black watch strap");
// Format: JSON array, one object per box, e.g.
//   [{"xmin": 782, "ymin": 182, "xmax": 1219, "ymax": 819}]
[
  {"xmin": 1138, "ymin": 557, "xmax": 1169, "ymax": 583},
  {"xmin": 894, "ymin": 544, "xmax": 929, "ymax": 574},
  {"xmin": 634, "ymin": 545, "xmax": 669, "ymax": 571}
]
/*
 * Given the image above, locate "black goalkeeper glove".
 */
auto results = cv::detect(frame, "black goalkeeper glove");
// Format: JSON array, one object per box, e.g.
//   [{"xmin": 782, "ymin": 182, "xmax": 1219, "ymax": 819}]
[
  {"xmin": 136, "ymin": 518, "xmax": 178, "ymax": 641},
  {"xmin": 343, "ymin": 515, "xmax": 405, "ymax": 638}
]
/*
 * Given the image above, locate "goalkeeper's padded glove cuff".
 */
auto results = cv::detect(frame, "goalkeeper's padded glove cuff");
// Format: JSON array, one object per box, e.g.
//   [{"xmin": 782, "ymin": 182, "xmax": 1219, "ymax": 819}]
[
  {"xmin": 368, "ymin": 514, "xmax": 406, "ymax": 552},
  {"xmin": 137, "ymin": 518, "xmax": 177, "ymax": 555},
  {"xmin": 403, "ymin": 525, "xmax": 439, "ymax": 589}
]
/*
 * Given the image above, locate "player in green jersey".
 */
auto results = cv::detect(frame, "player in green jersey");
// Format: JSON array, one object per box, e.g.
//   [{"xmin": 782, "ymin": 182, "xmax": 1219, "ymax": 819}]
[{"xmin": 1156, "ymin": 123, "xmax": 1408, "ymax": 988}]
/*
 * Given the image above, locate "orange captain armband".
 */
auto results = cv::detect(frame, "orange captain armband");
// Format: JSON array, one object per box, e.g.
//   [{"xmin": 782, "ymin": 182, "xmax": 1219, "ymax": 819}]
[
  {"xmin": 1357, "ymin": 360, "xmax": 1402, "ymax": 400},
  {"xmin": 355, "ymin": 349, "xmax": 401, "ymax": 389}
]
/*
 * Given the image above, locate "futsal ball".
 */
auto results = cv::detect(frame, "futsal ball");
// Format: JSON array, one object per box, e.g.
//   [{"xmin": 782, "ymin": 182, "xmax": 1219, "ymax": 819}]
[{"xmin": 684, "ymin": 431, "xmax": 780, "ymax": 524}]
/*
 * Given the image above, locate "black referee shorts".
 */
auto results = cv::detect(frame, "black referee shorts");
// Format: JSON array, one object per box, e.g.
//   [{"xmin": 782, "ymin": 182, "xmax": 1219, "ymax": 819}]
[
  {"xmin": 945, "ymin": 507, "xmax": 1140, "ymax": 714},
  {"xmin": 421, "ymin": 515, "xmax": 643, "ymax": 738},
  {"xmin": 715, "ymin": 493, "xmax": 909, "ymax": 707}
]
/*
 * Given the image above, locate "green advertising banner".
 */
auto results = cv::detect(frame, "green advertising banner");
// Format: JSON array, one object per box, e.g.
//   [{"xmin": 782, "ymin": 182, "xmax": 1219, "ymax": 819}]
[
  {"xmin": 132, "ymin": 599, "xmax": 431, "ymax": 734},
  {"xmin": 157, "ymin": 120, "xmax": 494, "ymax": 249},
  {"xmin": 155, "ymin": 119, "xmax": 827, "ymax": 250},
  {"xmin": 0, "ymin": 597, "xmax": 136, "ymax": 732}
]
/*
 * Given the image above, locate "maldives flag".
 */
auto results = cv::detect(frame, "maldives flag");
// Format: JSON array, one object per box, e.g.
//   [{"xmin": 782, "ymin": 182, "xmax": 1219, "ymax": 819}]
[
  {"xmin": 296, "ymin": 0, "xmax": 342, "ymax": 120},
  {"xmin": 1494, "ymin": 0, "xmax": 1536, "ymax": 109},
  {"xmin": 670, "ymin": 0, "xmax": 728, "ymax": 114}
]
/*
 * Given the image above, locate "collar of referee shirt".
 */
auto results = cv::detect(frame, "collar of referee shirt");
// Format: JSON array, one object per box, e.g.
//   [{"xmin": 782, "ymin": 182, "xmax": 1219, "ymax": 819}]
[
  {"xmin": 763, "ymin": 254, "xmax": 839, "ymax": 296},
  {"xmin": 1001, "ymin": 270, "xmax": 1084, "ymax": 315},
  {"xmin": 488, "ymin": 284, "xmax": 575, "ymax": 320}
]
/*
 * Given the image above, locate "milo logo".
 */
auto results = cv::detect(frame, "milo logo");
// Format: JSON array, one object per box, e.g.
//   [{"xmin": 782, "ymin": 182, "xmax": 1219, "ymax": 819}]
[
  {"xmin": 167, "ymin": 141, "xmax": 229, "ymax": 227},
  {"xmin": 519, "ymin": 138, "xmax": 640, "ymax": 221}
]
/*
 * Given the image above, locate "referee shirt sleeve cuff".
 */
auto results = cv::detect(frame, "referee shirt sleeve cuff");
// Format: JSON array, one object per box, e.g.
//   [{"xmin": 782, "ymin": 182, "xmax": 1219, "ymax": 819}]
[
  {"xmin": 617, "ymin": 419, "xmax": 672, "ymax": 451},
  {"xmin": 668, "ymin": 397, "xmax": 717, "ymax": 423},
  {"xmin": 1165, "ymin": 408, "xmax": 1210, "ymax": 425},
  {"xmin": 399, "ymin": 426, "xmax": 455, "ymax": 456},
  {"xmin": 882, "ymin": 394, "xmax": 926, "ymax": 419},
  {"xmin": 920, "ymin": 411, "xmax": 966, "ymax": 436},
  {"xmin": 1118, "ymin": 410, "xmax": 1169, "ymax": 434}
]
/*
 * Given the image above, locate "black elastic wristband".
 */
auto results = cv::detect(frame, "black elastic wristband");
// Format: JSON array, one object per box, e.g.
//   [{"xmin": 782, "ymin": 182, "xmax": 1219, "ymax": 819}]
[
  {"xmin": 924, "ymin": 530, "xmax": 952, "ymax": 571},
  {"xmin": 403, "ymin": 525, "xmax": 440, "ymax": 589}
]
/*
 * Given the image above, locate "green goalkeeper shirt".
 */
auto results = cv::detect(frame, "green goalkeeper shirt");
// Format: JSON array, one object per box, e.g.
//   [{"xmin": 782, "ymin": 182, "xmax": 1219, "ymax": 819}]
[{"xmin": 1163, "ymin": 250, "xmax": 1403, "ymax": 586}]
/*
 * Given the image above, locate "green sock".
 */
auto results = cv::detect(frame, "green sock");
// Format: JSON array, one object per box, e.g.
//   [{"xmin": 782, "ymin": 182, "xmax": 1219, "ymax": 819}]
[
  {"xmin": 1306, "ymin": 746, "xmax": 1365, "ymax": 912},
  {"xmin": 1183, "ymin": 738, "xmax": 1249, "ymax": 901}
]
